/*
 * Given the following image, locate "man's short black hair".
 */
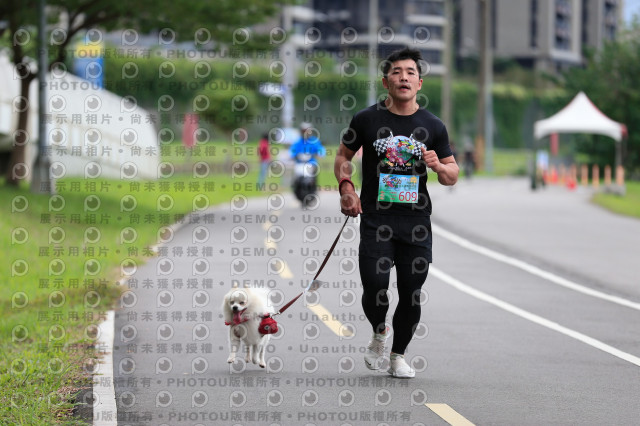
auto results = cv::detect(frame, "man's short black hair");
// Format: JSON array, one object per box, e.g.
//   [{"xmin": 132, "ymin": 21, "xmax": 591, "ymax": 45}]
[{"xmin": 382, "ymin": 47, "xmax": 423, "ymax": 77}]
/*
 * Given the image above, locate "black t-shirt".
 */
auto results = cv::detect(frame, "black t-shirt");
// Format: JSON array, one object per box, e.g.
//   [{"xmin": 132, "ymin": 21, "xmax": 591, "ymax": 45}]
[{"xmin": 343, "ymin": 101, "xmax": 452, "ymax": 216}]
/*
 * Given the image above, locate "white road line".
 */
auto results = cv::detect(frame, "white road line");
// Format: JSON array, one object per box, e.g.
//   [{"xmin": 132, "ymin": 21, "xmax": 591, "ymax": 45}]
[
  {"xmin": 94, "ymin": 310, "xmax": 117, "ymax": 426},
  {"xmin": 433, "ymin": 224, "xmax": 640, "ymax": 311},
  {"xmin": 426, "ymin": 403, "xmax": 475, "ymax": 426},
  {"xmin": 431, "ymin": 267, "xmax": 640, "ymax": 367}
]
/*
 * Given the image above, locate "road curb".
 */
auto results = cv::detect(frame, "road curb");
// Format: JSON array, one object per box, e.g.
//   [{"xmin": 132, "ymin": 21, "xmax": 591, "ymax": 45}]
[{"xmin": 93, "ymin": 310, "xmax": 117, "ymax": 426}]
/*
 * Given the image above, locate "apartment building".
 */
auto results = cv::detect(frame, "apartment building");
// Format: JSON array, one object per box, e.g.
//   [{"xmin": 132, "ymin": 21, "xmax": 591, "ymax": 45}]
[
  {"xmin": 284, "ymin": 0, "xmax": 623, "ymax": 75},
  {"xmin": 287, "ymin": 0, "xmax": 449, "ymax": 75},
  {"xmin": 457, "ymin": 0, "xmax": 624, "ymax": 73}
]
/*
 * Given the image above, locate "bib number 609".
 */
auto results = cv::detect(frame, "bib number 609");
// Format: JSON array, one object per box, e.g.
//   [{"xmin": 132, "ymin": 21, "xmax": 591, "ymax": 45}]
[{"xmin": 398, "ymin": 192, "xmax": 418, "ymax": 202}]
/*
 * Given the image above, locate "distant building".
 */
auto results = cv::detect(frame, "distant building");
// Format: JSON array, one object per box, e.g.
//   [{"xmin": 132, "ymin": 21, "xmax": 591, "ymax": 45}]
[
  {"xmin": 286, "ymin": 0, "xmax": 449, "ymax": 75},
  {"xmin": 281, "ymin": 0, "xmax": 624, "ymax": 75},
  {"xmin": 457, "ymin": 0, "xmax": 624, "ymax": 73}
]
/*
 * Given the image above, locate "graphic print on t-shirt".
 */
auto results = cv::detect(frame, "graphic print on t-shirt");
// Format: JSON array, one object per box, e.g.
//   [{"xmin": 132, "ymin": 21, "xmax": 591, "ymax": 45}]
[{"xmin": 373, "ymin": 132, "xmax": 425, "ymax": 203}]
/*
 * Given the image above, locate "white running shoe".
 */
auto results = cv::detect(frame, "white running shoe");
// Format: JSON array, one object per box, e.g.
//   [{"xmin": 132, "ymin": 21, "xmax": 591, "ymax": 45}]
[
  {"xmin": 388, "ymin": 354, "xmax": 415, "ymax": 378},
  {"xmin": 364, "ymin": 328, "xmax": 389, "ymax": 370}
]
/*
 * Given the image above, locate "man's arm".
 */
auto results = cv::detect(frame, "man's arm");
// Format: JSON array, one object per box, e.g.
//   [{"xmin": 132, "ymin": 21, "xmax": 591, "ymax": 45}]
[
  {"xmin": 334, "ymin": 143, "xmax": 362, "ymax": 217},
  {"xmin": 420, "ymin": 147, "xmax": 459, "ymax": 186}
]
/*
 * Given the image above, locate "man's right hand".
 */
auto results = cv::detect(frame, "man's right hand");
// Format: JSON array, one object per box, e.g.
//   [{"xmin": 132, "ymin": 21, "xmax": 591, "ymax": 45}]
[
  {"xmin": 334, "ymin": 142, "xmax": 362, "ymax": 217},
  {"xmin": 340, "ymin": 186, "xmax": 362, "ymax": 217}
]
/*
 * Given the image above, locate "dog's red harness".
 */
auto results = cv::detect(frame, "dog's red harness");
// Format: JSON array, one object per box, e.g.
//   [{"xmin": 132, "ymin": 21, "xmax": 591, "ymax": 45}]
[
  {"xmin": 258, "ymin": 314, "xmax": 278, "ymax": 334},
  {"xmin": 224, "ymin": 309, "xmax": 279, "ymax": 335}
]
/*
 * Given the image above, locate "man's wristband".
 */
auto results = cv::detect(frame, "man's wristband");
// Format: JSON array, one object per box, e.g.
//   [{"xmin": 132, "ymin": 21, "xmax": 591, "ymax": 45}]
[{"xmin": 338, "ymin": 178, "xmax": 355, "ymax": 195}]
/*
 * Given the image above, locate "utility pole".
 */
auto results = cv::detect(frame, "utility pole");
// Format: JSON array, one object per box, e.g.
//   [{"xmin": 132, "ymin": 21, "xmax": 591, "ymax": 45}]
[
  {"xmin": 483, "ymin": 0, "xmax": 494, "ymax": 173},
  {"xmin": 475, "ymin": 0, "xmax": 493, "ymax": 173},
  {"xmin": 281, "ymin": 7, "xmax": 295, "ymax": 131},
  {"xmin": 31, "ymin": 0, "xmax": 52, "ymax": 194},
  {"xmin": 441, "ymin": 0, "xmax": 453, "ymax": 130},
  {"xmin": 368, "ymin": 0, "xmax": 379, "ymax": 106}
]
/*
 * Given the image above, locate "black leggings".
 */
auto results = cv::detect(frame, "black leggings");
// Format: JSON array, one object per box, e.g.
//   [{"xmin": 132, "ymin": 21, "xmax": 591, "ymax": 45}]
[{"xmin": 359, "ymin": 255, "xmax": 429, "ymax": 355}]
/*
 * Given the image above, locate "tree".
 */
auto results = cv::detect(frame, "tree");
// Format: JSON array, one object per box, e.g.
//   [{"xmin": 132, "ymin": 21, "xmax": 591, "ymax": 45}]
[
  {"xmin": 562, "ymin": 24, "xmax": 640, "ymax": 178},
  {"xmin": 197, "ymin": 79, "xmax": 258, "ymax": 135},
  {"xmin": 0, "ymin": 0, "xmax": 293, "ymax": 187}
]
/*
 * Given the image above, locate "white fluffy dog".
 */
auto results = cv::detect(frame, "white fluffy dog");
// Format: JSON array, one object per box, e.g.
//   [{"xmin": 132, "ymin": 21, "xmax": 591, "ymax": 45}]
[{"xmin": 222, "ymin": 287, "xmax": 273, "ymax": 368}]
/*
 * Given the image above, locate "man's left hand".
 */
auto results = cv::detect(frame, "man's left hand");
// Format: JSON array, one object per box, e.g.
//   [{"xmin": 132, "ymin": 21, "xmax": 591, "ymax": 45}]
[{"xmin": 420, "ymin": 146, "xmax": 442, "ymax": 172}]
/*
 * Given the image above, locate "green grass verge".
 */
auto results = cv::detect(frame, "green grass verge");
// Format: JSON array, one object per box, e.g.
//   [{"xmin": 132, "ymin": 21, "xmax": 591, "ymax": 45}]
[
  {"xmin": 592, "ymin": 180, "xmax": 640, "ymax": 219},
  {"xmin": 469, "ymin": 148, "xmax": 531, "ymax": 177}
]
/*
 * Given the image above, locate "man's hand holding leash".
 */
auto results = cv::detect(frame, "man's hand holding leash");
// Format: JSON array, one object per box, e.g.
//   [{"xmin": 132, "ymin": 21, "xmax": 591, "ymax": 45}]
[
  {"xmin": 339, "ymin": 178, "xmax": 362, "ymax": 217},
  {"xmin": 335, "ymin": 142, "xmax": 362, "ymax": 217}
]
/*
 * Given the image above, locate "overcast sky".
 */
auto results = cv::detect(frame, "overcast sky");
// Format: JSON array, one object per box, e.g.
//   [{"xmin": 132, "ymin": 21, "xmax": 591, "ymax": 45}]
[{"xmin": 625, "ymin": 0, "xmax": 640, "ymax": 23}]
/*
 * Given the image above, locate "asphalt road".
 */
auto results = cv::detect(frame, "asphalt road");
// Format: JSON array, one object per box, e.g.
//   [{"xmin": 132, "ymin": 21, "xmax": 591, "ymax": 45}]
[{"xmin": 111, "ymin": 177, "xmax": 640, "ymax": 425}]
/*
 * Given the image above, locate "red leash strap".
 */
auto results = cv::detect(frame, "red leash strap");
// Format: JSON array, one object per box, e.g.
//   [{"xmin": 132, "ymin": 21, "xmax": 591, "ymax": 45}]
[
  {"xmin": 275, "ymin": 216, "xmax": 350, "ymax": 315},
  {"xmin": 275, "ymin": 292, "xmax": 304, "ymax": 315},
  {"xmin": 312, "ymin": 215, "xmax": 350, "ymax": 281}
]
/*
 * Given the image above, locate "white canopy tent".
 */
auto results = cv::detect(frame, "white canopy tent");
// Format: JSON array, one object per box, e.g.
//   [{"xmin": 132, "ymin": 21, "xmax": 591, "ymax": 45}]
[
  {"xmin": 534, "ymin": 91, "xmax": 627, "ymax": 170},
  {"xmin": 534, "ymin": 91, "xmax": 626, "ymax": 141}
]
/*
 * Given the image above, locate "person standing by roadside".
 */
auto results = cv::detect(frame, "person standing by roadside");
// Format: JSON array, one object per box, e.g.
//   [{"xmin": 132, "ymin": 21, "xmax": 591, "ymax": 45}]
[
  {"xmin": 462, "ymin": 137, "xmax": 476, "ymax": 179},
  {"xmin": 334, "ymin": 47, "xmax": 459, "ymax": 378},
  {"xmin": 257, "ymin": 132, "xmax": 270, "ymax": 189}
]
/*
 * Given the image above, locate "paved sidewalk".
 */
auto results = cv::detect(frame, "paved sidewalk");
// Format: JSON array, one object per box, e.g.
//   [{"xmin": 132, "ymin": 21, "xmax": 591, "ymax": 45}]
[{"xmin": 428, "ymin": 177, "xmax": 640, "ymax": 300}]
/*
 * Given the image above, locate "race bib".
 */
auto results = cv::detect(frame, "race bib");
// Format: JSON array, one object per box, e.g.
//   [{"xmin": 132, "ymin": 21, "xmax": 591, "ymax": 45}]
[{"xmin": 378, "ymin": 173, "xmax": 419, "ymax": 203}]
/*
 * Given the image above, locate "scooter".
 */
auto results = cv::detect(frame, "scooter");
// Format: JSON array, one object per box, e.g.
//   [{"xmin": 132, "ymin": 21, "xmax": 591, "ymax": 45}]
[{"xmin": 292, "ymin": 152, "xmax": 318, "ymax": 206}]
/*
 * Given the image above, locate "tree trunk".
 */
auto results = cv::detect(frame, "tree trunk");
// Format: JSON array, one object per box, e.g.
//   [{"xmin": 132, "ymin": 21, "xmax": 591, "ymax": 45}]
[{"xmin": 5, "ymin": 75, "xmax": 35, "ymax": 186}]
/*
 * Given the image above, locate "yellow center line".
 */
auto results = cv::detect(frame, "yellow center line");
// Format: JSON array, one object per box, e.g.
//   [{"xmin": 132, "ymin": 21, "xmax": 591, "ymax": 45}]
[
  {"xmin": 279, "ymin": 262, "xmax": 294, "ymax": 279},
  {"xmin": 264, "ymin": 238, "xmax": 276, "ymax": 250},
  {"xmin": 262, "ymin": 211, "xmax": 294, "ymax": 278},
  {"xmin": 426, "ymin": 403, "xmax": 475, "ymax": 426},
  {"xmin": 307, "ymin": 303, "xmax": 353, "ymax": 338},
  {"xmin": 264, "ymin": 241, "xmax": 293, "ymax": 279}
]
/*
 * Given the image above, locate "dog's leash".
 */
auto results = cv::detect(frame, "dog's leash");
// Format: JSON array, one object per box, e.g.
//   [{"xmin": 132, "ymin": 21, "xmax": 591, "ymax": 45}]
[{"xmin": 272, "ymin": 215, "xmax": 350, "ymax": 316}]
